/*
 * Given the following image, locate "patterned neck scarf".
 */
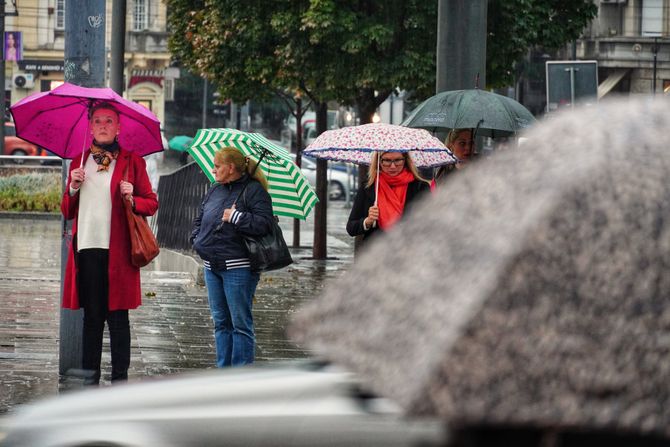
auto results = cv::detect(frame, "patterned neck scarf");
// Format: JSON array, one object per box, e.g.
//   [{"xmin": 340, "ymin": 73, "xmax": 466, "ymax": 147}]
[{"xmin": 90, "ymin": 140, "xmax": 120, "ymax": 172}]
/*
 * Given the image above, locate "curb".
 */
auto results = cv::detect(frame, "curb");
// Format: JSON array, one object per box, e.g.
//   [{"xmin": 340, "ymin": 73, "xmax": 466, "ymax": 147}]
[
  {"xmin": 148, "ymin": 248, "xmax": 205, "ymax": 285},
  {"xmin": 0, "ymin": 211, "xmax": 60, "ymax": 220}
]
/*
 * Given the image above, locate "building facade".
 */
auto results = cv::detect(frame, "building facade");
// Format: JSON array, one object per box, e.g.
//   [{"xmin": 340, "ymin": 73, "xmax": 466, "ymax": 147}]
[
  {"xmin": 577, "ymin": 0, "xmax": 670, "ymax": 97},
  {"xmin": 4, "ymin": 0, "xmax": 171, "ymax": 123}
]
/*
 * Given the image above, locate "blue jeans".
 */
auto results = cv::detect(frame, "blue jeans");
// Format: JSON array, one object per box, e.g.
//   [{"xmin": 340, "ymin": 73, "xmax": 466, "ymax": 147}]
[{"xmin": 204, "ymin": 267, "xmax": 260, "ymax": 367}]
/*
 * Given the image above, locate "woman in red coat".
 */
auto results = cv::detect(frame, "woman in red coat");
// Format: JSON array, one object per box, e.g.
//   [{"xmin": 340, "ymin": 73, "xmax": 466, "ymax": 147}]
[{"xmin": 61, "ymin": 102, "xmax": 158, "ymax": 385}]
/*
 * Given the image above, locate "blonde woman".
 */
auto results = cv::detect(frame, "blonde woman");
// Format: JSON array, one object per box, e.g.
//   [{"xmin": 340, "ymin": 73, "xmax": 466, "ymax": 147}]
[
  {"xmin": 190, "ymin": 147, "xmax": 273, "ymax": 367},
  {"xmin": 434, "ymin": 128, "xmax": 475, "ymax": 184},
  {"xmin": 346, "ymin": 151, "xmax": 430, "ymax": 250}
]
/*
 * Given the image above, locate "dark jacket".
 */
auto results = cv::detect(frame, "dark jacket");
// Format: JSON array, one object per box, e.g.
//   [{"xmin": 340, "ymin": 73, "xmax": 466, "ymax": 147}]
[
  {"xmin": 191, "ymin": 175, "xmax": 273, "ymax": 270},
  {"xmin": 346, "ymin": 179, "xmax": 430, "ymax": 248}
]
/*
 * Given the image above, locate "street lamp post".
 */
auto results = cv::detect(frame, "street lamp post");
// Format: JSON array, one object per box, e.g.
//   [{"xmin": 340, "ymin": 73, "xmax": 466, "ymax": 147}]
[{"xmin": 652, "ymin": 37, "xmax": 659, "ymax": 95}]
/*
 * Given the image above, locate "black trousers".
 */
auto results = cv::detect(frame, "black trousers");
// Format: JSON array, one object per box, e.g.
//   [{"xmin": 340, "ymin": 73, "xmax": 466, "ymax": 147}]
[{"xmin": 78, "ymin": 249, "xmax": 130, "ymax": 384}]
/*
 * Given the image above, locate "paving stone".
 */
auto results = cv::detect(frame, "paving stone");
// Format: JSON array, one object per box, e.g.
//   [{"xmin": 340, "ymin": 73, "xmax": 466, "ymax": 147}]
[{"xmin": 0, "ymin": 203, "xmax": 354, "ymax": 415}]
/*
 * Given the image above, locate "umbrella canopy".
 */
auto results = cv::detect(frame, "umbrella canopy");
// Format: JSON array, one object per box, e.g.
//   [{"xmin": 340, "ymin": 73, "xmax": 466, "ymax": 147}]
[
  {"xmin": 290, "ymin": 98, "xmax": 670, "ymax": 438},
  {"xmin": 187, "ymin": 128, "xmax": 318, "ymax": 220},
  {"xmin": 9, "ymin": 82, "xmax": 163, "ymax": 158},
  {"xmin": 168, "ymin": 135, "xmax": 193, "ymax": 152},
  {"xmin": 304, "ymin": 123, "xmax": 457, "ymax": 167},
  {"xmin": 401, "ymin": 89, "xmax": 536, "ymax": 138}
]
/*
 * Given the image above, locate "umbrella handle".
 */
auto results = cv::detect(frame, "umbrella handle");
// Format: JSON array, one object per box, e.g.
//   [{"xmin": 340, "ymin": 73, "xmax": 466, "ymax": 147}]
[
  {"xmin": 232, "ymin": 147, "xmax": 269, "ymax": 207},
  {"xmin": 374, "ymin": 151, "xmax": 380, "ymax": 206},
  {"xmin": 79, "ymin": 119, "xmax": 91, "ymax": 169}
]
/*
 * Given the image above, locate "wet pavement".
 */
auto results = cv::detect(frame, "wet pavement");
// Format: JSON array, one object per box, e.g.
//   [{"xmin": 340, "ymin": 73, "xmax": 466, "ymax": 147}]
[{"xmin": 0, "ymin": 202, "xmax": 354, "ymax": 415}]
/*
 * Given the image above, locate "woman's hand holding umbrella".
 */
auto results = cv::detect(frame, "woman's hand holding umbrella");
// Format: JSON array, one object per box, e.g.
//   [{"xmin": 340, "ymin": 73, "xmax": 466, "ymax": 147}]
[
  {"xmin": 365, "ymin": 205, "xmax": 379, "ymax": 229},
  {"xmin": 221, "ymin": 204, "xmax": 236, "ymax": 223},
  {"xmin": 70, "ymin": 168, "xmax": 85, "ymax": 190}
]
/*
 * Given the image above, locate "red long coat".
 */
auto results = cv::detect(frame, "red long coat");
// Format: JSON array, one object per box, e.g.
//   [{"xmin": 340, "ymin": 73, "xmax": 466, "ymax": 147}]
[{"xmin": 61, "ymin": 149, "xmax": 159, "ymax": 311}]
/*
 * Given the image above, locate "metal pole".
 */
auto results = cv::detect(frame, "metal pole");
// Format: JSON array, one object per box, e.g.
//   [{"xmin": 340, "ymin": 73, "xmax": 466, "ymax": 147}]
[
  {"xmin": 653, "ymin": 37, "xmax": 658, "ymax": 95},
  {"xmin": 202, "ymin": 77, "xmax": 207, "ymax": 128},
  {"xmin": 110, "ymin": 0, "xmax": 127, "ymax": 95},
  {"xmin": 567, "ymin": 67, "xmax": 576, "ymax": 108},
  {"xmin": 436, "ymin": 0, "xmax": 488, "ymax": 92},
  {"xmin": 0, "ymin": 0, "xmax": 5, "ymax": 154},
  {"xmin": 60, "ymin": 0, "xmax": 107, "ymax": 376}
]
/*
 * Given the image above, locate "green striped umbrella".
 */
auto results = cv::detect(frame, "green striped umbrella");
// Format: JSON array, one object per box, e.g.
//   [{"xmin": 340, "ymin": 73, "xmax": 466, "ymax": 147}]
[{"xmin": 187, "ymin": 128, "xmax": 318, "ymax": 220}]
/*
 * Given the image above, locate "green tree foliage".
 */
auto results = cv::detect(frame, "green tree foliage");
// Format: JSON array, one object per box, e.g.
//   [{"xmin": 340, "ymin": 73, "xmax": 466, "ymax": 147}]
[
  {"xmin": 166, "ymin": 0, "xmax": 597, "ymax": 107},
  {"xmin": 166, "ymin": 0, "xmax": 436, "ymax": 122}
]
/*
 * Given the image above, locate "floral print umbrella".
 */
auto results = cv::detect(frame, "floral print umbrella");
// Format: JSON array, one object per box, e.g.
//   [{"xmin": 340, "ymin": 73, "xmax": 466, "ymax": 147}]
[{"xmin": 304, "ymin": 123, "xmax": 457, "ymax": 167}]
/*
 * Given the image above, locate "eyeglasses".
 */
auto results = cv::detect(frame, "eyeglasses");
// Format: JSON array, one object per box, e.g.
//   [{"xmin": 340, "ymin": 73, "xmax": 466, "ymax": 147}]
[{"xmin": 380, "ymin": 157, "xmax": 405, "ymax": 167}]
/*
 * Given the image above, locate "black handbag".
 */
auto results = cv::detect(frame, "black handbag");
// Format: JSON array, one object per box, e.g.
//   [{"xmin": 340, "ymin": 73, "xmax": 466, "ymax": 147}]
[
  {"xmin": 234, "ymin": 176, "xmax": 293, "ymax": 273},
  {"xmin": 242, "ymin": 216, "xmax": 293, "ymax": 272}
]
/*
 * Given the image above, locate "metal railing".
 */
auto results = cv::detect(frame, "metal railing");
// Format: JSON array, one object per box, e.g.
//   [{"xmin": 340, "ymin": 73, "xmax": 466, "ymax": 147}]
[
  {"xmin": 0, "ymin": 155, "xmax": 62, "ymax": 165},
  {"xmin": 155, "ymin": 162, "xmax": 210, "ymax": 251}
]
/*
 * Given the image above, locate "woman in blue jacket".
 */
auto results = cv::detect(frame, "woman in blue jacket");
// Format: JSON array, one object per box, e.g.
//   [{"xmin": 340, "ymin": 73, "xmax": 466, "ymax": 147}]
[{"xmin": 191, "ymin": 147, "xmax": 273, "ymax": 367}]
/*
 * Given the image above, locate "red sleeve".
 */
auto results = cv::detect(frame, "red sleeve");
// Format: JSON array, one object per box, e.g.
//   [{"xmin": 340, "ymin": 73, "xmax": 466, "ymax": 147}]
[
  {"xmin": 130, "ymin": 154, "xmax": 158, "ymax": 217},
  {"xmin": 60, "ymin": 160, "xmax": 80, "ymax": 220}
]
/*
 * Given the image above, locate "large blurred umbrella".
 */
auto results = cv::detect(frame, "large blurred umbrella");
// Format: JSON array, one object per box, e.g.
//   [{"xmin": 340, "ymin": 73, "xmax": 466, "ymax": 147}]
[
  {"xmin": 10, "ymin": 82, "xmax": 163, "ymax": 159},
  {"xmin": 402, "ymin": 89, "xmax": 536, "ymax": 137},
  {"xmin": 188, "ymin": 128, "xmax": 318, "ymax": 220},
  {"xmin": 168, "ymin": 135, "xmax": 193, "ymax": 152},
  {"xmin": 291, "ymin": 99, "xmax": 670, "ymax": 439},
  {"xmin": 304, "ymin": 122, "xmax": 457, "ymax": 167}
]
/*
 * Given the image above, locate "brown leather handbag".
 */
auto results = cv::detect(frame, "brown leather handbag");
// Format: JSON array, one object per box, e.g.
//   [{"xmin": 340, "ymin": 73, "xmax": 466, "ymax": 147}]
[{"xmin": 123, "ymin": 166, "xmax": 159, "ymax": 267}]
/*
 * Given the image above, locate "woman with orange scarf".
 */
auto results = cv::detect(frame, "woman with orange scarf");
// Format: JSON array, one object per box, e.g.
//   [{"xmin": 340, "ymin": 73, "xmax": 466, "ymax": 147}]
[{"xmin": 347, "ymin": 151, "xmax": 430, "ymax": 249}]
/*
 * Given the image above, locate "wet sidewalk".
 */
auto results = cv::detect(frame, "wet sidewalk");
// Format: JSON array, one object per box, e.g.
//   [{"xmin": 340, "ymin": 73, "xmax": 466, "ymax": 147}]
[{"xmin": 0, "ymin": 203, "xmax": 354, "ymax": 415}]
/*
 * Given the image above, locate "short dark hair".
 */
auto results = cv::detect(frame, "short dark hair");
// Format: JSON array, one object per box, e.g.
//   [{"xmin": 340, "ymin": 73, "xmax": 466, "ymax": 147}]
[{"xmin": 88, "ymin": 101, "xmax": 119, "ymax": 120}]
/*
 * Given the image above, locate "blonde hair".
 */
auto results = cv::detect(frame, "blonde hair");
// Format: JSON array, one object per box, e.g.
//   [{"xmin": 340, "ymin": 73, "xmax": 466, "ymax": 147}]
[
  {"xmin": 445, "ymin": 128, "xmax": 473, "ymax": 148},
  {"xmin": 366, "ymin": 151, "xmax": 429, "ymax": 188},
  {"xmin": 213, "ymin": 147, "xmax": 269, "ymax": 191}
]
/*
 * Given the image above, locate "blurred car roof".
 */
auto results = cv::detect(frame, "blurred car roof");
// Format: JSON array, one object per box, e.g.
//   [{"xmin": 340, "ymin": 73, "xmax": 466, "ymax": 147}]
[{"xmin": 1, "ymin": 360, "xmax": 446, "ymax": 447}]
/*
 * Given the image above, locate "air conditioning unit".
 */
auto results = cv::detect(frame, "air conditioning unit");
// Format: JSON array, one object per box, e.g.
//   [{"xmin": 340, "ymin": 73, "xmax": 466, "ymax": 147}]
[{"xmin": 13, "ymin": 73, "xmax": 35, "ymax": 89}]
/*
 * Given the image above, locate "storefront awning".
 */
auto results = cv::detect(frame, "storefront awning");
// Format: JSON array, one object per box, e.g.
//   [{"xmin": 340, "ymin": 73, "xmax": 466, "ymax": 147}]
[
  {"xmin": 597, "ymin": 69, "xmax": 630, "ymax": 99},
  {"xmin": 129, "ymin": 69, "xmax": 164, "ymax": 88}
]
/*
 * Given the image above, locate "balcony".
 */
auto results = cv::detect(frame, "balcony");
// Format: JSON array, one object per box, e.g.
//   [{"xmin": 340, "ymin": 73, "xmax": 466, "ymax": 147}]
[
  {"xmin": 579, "ymin": 36, "xmax": 669, "ymax": 69},
  {"xmin": 127, "ymin": 30, "xmax": 169, "ymax": 54}
]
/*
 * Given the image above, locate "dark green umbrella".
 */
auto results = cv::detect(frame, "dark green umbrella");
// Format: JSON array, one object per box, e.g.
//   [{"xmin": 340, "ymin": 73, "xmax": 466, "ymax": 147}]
[
  {"xmin": 402, "ymin": 89, "xmax": 536, "ymax": 138},
  {"xmin": 168, "ymin": 135, "xmax": 193, "ymax": 152}
]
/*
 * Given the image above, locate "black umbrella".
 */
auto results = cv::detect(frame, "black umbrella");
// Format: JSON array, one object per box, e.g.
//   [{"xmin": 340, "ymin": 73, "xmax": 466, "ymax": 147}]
[{"xmin": 291, "ymin": 98, "xmax": 670, "ymax": 440}]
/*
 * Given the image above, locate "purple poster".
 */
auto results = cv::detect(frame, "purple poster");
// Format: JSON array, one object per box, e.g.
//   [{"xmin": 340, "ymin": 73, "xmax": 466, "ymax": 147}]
[{"xmin": 4, "ymin": 32, "xmax": 22, "ymax": 62}]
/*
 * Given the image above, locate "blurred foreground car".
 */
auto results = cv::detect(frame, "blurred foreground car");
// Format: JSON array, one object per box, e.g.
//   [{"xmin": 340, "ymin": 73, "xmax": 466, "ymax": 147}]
[{"xmin": 0, "ymin": 361, "xmax": 446, "ymax": 447}]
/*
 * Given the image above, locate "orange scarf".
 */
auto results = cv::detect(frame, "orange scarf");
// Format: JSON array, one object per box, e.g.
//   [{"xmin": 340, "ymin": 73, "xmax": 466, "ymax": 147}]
[
  {"xmin": 377, "ymin": 169, "xmax": 414, "ymax": 230},
  {"xmin": 90, "ymin": 143, "xmax": 119, "ymax": 172}
]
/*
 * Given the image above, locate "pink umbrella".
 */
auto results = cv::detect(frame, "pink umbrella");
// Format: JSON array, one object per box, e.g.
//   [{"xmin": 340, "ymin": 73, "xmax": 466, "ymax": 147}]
[{"xmin": 9, "ymin": 83, "xmax": 163, "ymax": 160}]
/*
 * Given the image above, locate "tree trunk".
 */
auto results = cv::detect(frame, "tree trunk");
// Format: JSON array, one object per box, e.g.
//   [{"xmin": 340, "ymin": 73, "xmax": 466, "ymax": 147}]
[{"xmin": 292, "ymin": 97, "xmax": 304, "ymax": 248}]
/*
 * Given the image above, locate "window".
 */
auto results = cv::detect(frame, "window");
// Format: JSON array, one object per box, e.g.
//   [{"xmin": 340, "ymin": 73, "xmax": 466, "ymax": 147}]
[
  {"xmin": 133, "ymin": 0, "xmax": 148, "ymax": 31},
  {"xmin": 642, "ymin": 0, "xmax": 663, "ymax": 36},
  {"xmin": 164, "ymin": 78, "xmax": 174, "ymax": 101},
  {"xmin": 56, "ymin": 0, "xmax": 66, "ymax": 30}
]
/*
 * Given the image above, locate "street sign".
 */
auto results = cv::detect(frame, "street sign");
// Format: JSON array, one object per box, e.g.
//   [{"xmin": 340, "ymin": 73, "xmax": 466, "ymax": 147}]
[{"xmin": 546, "ymin": 61, "xmax": 598, "ymax": 112}]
